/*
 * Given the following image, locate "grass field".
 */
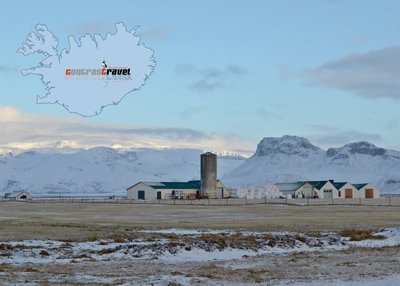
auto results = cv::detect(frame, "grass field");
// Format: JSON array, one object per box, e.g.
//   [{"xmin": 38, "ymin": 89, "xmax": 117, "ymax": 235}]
[
  {"xmin": 0, "ymin": 202, "xmax": 399, "ymax": 241},
  {"xmin": 1, "ymin": 202, "xmax": 400, "ymax": 285}
]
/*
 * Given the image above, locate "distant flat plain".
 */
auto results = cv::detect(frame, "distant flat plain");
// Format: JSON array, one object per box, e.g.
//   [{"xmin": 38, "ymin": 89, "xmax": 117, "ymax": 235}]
[{"xmin": 0, "ymin": 202, "xmax": 399, "ymax": 241}]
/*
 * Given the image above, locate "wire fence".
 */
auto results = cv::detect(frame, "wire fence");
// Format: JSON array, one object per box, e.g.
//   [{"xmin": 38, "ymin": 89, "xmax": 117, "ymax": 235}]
[{"xmin": 1, "ymin": 196, "xmax": 400, "ymax": 206}]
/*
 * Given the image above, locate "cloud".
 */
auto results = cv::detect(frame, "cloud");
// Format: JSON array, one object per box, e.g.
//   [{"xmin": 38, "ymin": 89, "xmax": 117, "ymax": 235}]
[
  {"xmin": 0, "ymin": 106, "xmax": 22, "ymax": 121},
  {"xmin": 0, "ymin": 106, "xmax": 254, "ymax": 154},
  {"xmin": 307, "ymin": 46, "xmax": 400, "ymax": 99},
  {"xmin": 175, "ymin": 63, "xmax": 247, "ymax": 92}
]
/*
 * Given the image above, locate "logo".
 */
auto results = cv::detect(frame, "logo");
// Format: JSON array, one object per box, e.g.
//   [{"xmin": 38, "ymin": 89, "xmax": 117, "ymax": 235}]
[{"xmin": 65, "ymin": 60, "xmax": 132, "ymax": 80}]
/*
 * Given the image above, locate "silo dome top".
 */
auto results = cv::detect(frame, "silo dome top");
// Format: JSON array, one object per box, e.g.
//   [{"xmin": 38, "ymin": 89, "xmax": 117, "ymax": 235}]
[{"xmin": 202, "ymin": 152, "xmax": 216, "ymax": 156}]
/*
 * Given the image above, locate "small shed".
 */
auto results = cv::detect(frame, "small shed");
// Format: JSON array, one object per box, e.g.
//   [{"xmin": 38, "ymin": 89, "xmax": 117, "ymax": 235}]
[{"xmin": 4, "ymin": 191, "xmax": 33, "ymax": 201}]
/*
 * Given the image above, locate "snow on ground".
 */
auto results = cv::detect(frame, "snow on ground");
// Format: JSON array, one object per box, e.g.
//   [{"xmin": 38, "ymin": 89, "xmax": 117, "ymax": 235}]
[
  {"xmin": 282, "ymin": 274, "xmax": 400, "ymax": 286},
  {"xmin": 1, "ymin": 227, "xmax": 399, "ymax": 265},
  {"xmin": 348, "ymin": 227, "xmax": 400, "ymax": 247}
]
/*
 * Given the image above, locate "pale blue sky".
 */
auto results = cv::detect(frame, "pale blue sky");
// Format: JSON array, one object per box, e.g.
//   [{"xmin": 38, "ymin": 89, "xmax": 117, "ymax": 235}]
[{"xmin": 1, "ymin": 0, "xmax": 400, "ymax": 152}]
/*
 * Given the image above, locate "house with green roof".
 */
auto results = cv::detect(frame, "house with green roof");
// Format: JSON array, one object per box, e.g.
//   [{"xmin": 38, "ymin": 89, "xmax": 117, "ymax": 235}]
[
  {"xmin": 276, "ymin": 180, "xmax": 380, "ymax": 199},
  {"xmin": 294, "ymin": 180, "xmax": 338, "ymax": 199},
  {"xmin": 127, "ymin": 180, "xmax": 229, "ymax": 200},
  {"xmin": 352, "ymin": 183, "xmax": 379, "ymax": 198},
  {"xmin": 333, "ymin": 182, "xmax": 358, "ymax": 199}
]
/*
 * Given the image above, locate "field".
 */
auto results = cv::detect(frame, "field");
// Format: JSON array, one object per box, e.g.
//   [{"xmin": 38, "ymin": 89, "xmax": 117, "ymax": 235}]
[{"xmin": 0, "ymin": 202, "xmax": 400, "ymax": 285}]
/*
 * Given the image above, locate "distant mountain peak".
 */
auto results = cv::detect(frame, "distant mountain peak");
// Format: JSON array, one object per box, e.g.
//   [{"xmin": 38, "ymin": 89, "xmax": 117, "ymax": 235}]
[
  {"xmin": 255, "ymin": 135, "xmax": 322, "ymax": 157},
  {"xmin": 327, "ymin": 141, "xmax": 386, "ymax": 158}
]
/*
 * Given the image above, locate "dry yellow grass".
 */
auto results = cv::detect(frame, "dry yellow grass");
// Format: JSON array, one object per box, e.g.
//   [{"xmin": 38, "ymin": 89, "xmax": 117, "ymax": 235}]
[{"xmin": 0, "ymin": 202, "xmax": 399, "ymax": 241}]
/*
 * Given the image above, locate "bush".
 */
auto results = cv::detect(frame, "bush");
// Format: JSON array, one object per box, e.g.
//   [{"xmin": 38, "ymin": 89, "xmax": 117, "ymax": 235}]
[{"xmin": 339, "ymin": 229, "xmax": 385, "ymax": 241}]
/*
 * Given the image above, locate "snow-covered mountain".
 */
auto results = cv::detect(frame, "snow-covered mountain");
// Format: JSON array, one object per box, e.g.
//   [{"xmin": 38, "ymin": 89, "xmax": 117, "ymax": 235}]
[
  {"xmin": 0, "ymin": 147, "xmax": 245, "ymax": 196},
  {"xmin": 223, "ymin": 136, "xmax": 400, "ymax": 194},
  {"xmin": 1, "ymin": 136, "xmax": 399, "ymax": 196}
]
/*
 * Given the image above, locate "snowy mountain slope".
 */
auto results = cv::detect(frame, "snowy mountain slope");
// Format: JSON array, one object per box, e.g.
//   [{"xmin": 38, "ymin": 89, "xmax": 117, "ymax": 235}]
[
  {"xmin": 222, "ymin": 136, "xmax": 400, "ymax": 194},
  {"xmin": 2, "ymin": 136, "xmax": 400, "ymax": 196},
  {"xmin": 0, "ymin": 148, "xmax": 245, "ymax": 196}
]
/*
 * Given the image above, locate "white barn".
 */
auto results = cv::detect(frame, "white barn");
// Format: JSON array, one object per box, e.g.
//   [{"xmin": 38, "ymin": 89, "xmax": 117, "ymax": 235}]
[
  {"xmin": 127, "ymin": 180, "xmax": 230, "ymax": 200},
  {"xmin": 4, "ymin": 191, "xmax": 33, "ymax": 201}
]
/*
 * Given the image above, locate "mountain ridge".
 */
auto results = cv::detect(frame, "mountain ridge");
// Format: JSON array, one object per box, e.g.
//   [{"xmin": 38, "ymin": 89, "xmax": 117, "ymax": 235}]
[
  {"xmin": 223, "ymin": 136, "xmax": 400, "ymax": 193},
  {"xmin": 1, "ymin": 136, "xmax": 400, "ymax": 195}
]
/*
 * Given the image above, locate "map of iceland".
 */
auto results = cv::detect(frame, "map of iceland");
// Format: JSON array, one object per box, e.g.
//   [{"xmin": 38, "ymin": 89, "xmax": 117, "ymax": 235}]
[{"xmin": 18, "ymin": 23, "xmax": 156, "ymax": 117}]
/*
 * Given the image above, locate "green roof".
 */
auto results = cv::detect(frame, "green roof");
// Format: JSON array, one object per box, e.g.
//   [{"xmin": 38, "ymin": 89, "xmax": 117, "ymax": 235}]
[
  {"xmin": 151, "ymin": 180, "xmax": 201, "ymax": 190},
  {"xmin": 352, "ymin": 183, "xmax": 368, "ymax": 190},
  {"xmin": 299, "ymin": 180, "xmax": 330, "ymax": 190},
  {"xmin": 333, "ymin": 182, "xmax": 347, "ymax": 189}
]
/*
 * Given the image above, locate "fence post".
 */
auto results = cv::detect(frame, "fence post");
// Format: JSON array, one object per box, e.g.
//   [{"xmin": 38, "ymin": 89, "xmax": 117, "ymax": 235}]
[
  {"xmin": 285, "ymin": 196, "xmax": 288, "ymax": 205},
  {"xmin": 389, "ymin": 196, "xmax": 391, "ymax": 206},
  {"xmin": 359, "ymin": 198, "xmax": 361, "ymax": 206},
  {"xmin": 331, "ymin": 197, "xmax": 334, "ymax": 205}
]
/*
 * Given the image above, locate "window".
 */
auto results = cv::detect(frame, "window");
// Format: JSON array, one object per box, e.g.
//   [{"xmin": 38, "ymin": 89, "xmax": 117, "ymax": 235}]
[
  {"xmin": 157, "ymin": 191, "xmax": 162, "ymax": 200},
  {"xmin": 138, "ymin": 190, "xmax": 145, "ymax": 200}
]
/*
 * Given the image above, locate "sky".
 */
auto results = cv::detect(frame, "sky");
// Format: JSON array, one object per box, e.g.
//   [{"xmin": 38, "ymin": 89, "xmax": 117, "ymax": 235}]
[{"xmin": 1, "ymin": 0, "xmax": 400, "ymax": 154}]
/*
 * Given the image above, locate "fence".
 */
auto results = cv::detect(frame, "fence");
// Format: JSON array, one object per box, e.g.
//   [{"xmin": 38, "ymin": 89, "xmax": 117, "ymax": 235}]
[{"xmin": 2, "ymin": 196, "xmax": 400, "ymax": 206}]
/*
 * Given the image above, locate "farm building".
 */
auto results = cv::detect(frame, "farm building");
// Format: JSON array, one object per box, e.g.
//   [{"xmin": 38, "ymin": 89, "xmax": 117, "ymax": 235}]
[
  {"xmin": 353, "ymin": 183, "xmax": 380, "ymax": 199},
  {"xmin": 3, "ymin": 191, "xmax": 33, "ymax": 201},
  {"xmin": 294, "ymin": 180, "xmax": 338, "ymax": 199},
  {"xmin": 127, "ymin": 180, "xmax": 229, "ymax": 200},
  {"xmin": 127, "ymin": 152, "xmax": 230, "ymax": 200},
  {"xmin": 334, "ymin": 182, "xmax": 359, "ymax": 199},
  {"xmin": 276, "ymin": 180, "xmax": 380, "ymax": 199},
  {"xmin": 275, "ymin": 182, "xmax": 303, "ymax": 198}
]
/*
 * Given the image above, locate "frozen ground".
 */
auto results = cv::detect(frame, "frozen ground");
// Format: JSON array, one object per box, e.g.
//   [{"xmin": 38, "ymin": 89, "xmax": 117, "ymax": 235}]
[
  {"xmin": 1, "ymin": 227, "xmax": 399, "ymax": 285},
  {"xmin": 0, "ymin": 203, "xmax": 399, "ymax": 285}
]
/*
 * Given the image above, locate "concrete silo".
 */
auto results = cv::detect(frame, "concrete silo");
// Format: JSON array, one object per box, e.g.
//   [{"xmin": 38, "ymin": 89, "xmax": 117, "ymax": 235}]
[{"xmin": 200, "ymin": 152, "xmax": 217, "ymax": 198}]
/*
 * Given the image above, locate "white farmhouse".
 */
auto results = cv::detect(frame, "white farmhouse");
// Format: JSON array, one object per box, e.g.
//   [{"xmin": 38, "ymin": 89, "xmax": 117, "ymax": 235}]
[
  {"xmin": 333, "ymin": 182, "xmax": 359, "ymax": 199},
  {"xmin": 353, "ymin": 183, "xmax": 380, "ymax": 199},
  {"xmin": 276, "ymin": 180, "xmax": 380, "ymax": 199},
  {"xmin": 127, "ymin": 180, "xmax": 229, "ymax": 200},
  {"xmin": 294, "ymin": 180, "xmax": 338, "ymax": 199}
]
